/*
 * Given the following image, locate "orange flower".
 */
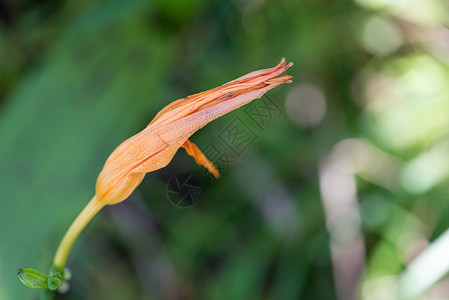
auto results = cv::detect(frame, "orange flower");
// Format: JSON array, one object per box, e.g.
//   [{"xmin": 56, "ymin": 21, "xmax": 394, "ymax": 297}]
[
  {"xmin": 49, "ymin": 58, "xmax": 292, "ymax": 273},
  {"xmin": 96, "ymin": 58, "xmax": 293, "ymax": 205}
]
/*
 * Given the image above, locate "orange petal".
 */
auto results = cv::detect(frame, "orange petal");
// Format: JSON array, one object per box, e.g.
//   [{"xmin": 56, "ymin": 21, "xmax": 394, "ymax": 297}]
[{"xmin": 182, "ymin": 139, "xmax": 220, "ymax": 179}]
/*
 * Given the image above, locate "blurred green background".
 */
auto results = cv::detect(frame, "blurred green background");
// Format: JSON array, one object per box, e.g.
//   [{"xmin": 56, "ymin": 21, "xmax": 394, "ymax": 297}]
[{"xmin": 1, "ymin": 0, "xmax": 449, "ymax": 299}]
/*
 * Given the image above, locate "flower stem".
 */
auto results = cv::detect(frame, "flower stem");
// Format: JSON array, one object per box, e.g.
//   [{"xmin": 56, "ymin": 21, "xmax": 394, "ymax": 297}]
[{"xmin": 53, "ymin": 196, "xmax": 104, "ymax": 270}]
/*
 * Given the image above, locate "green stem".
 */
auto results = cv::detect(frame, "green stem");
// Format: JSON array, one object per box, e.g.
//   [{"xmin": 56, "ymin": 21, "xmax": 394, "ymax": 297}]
[
  {"xmin": 41, "ymin": 289, "xmax": 54, "ymax": 300},
  {"xmin": 53, "ymin": 196, "xmax": 104, "ymax": 270}
]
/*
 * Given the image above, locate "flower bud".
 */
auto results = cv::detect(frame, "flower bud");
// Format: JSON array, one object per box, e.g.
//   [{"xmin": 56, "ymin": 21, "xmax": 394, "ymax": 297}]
[
  {"xmin": 48, "ymin": 276, "xmax": 61, "ymax": 291},
  {"xmin": 48, "ymin": 268, "xmax": 63, "ymax": 291}
]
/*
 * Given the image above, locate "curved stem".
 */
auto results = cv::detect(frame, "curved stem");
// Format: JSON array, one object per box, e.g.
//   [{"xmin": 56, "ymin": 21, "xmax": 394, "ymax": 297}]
[{"xmin": 53, "ymin": 196, "xmax": 104, "ymax": 270}]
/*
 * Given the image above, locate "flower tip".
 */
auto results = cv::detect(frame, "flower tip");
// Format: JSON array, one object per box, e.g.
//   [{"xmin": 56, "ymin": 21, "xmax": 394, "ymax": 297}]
[{"xmin": 264, "ymin": 74, "xmax": 292, "ymax": 85}]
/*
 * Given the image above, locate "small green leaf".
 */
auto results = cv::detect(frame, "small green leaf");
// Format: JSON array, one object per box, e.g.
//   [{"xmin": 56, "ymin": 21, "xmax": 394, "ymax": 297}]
[{"xmin": 17, "ymin": 268, "xmax": 49, "ymax": 289}]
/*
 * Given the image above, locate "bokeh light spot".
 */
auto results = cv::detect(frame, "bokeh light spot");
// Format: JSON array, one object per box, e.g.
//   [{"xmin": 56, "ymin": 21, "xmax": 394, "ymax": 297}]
[
  {"xmin": 354, "ymin": 0, "xmax": 448, "ymax": 25},
  {"xmin": 360, "ymin": 16, "xmax": 402, "ymax": 56},
  {"xmin": 362, "ymin": 54, "xmax": 449, "ymax": 151},
  {"xmin": 285, "ymin": 82, "xmax": 327, "ymax": 128},
  {"xmin": 400, "ymin": 141, "xmax": 449, "ymax": 194}
]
